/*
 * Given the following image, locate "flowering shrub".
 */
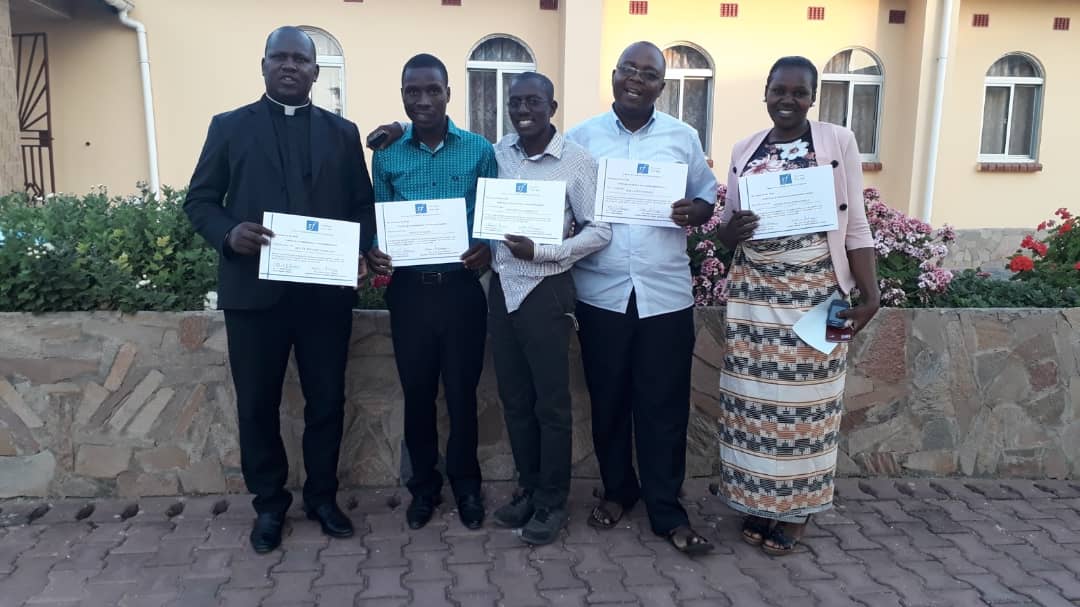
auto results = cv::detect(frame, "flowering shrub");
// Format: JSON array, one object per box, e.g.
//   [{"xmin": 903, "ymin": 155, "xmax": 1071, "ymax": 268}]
[
  {"xmin": 0, "ymin": 187, "xmax": 388, "ymax": 312},
  {"xmin": 686, "ymin": 184, "xmax": 732, "ymax": 306},
  {"xmin": 863, "ymin": 188, "xmax": 956, "ymax": 307},
  {"xmin": 1006, "ymin": 208, "xmax": 1080, "ymax": 290},
  {"xmin": 0, "ymin": 186, "xmax": 217, "ymax": 312}
]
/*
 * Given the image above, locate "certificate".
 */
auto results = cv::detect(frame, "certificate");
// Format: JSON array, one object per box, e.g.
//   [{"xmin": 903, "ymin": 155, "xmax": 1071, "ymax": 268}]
[
  {"xmin": 258, "ymin": 212, "xmax": 360, "ymax": 287},
  {"xmin": 373, "ymin": 198, "xmax": 470, "ymax": 267},
  {"xmin": 738, "ymin": 165, "xmax": 839, "ymax": 240},
  {"xmin": 595, "ymin": 158, "xmax": 688, "ymax": 228},
  {"xmin": 473, "ymin": 178, "xmax": 566, "ymax": 245}
]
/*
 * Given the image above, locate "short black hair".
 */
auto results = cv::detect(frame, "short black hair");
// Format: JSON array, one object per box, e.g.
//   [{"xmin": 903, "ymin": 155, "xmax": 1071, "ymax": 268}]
[
  {"xmin": 619, "ymin": 41, "xmax": 667, "ymax": 74},
  {"xmin": 510, "ymin": 72, "xmax": 556, "ymax": 102},
  {"xmin": 766, "ymin": 56, "xmax": 819, "ymax": 94},
  {"xmin": 401, "ymin": 53, "xmax": 449, "ymax": 86},
  {"xmin": 264, "ymin": 26, "xmax": 316, "ymax": 59}
]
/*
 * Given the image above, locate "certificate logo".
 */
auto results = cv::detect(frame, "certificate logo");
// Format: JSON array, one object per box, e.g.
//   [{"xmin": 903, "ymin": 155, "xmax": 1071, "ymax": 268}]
[
  {"xmin": 636, "ymin": 163, "xmax": 650, "ymax": 175},
  {"xmin": 779, "ymin": 173, "xmax": 793, "ymax": 185},
  {"xmin": 305, "ymin": 220, "xmax": 320, "ymax": 232},
  {"xmin": 414, "ymin": 203, "xmax": 428, "ymax": 214},
  {"xmin": 515, "ymin": 183, "xmax": 528, "ymax": 193}
]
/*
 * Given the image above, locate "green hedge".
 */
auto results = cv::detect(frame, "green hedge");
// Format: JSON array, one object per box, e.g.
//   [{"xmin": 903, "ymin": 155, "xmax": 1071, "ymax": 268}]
[{"xmin": 1, "ymin": 188, "xmax": 1077, "ymax": 312}]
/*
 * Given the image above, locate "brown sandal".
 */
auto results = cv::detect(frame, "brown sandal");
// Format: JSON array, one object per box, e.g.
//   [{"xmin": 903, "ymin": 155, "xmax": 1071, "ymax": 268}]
[
  {"xmin": 761, "ymin": 520, "xmax": 808, "ymax": 556},
  {"xmin": 587, "ymin": 500, "xmax": 624, "ymax": 530},
  {"xmin": 741, "ymin": 516, "xmax": 772, "ymax": 547},
  {"xmin": 668, "ymin": 524, "xmax": 715, "ymax": 555}
]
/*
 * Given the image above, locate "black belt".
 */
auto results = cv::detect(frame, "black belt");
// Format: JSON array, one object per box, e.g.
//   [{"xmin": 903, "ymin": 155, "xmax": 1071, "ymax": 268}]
[{"xmin": 394, "ymin": 268, "xmax": 475, "ymax": 286}]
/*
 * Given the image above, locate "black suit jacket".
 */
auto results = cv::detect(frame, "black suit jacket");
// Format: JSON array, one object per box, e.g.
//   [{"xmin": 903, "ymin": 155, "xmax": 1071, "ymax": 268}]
[{"xmin": 184, "ymin": 98, "xmax": 375, "ymax": 310}]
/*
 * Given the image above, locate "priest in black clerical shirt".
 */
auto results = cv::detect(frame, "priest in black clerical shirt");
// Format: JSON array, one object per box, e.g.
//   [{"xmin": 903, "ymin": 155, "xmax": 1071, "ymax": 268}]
[{"xmin": 184, "ymin": 26, "xmax": 375, "ymax": 554}]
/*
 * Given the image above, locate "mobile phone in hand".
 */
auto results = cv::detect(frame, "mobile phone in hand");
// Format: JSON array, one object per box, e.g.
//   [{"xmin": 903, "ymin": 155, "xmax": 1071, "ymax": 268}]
[{"xmin": 825, "ymin": 299, "xmax": 853, "ymax": 343}]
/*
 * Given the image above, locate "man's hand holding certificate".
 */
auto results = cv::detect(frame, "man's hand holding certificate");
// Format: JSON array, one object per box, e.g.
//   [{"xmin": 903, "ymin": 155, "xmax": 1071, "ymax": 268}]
[
  {"xmin": 473, "ymin": 178, "xmax": 566, "ymax": 245},
  {"xmin": 595, "ymin": 158, "xmax": 689, "ymax": 228},
  {"xmin": 371, "ymin": 198, "xmax": 471, "ymax": 268},
  {"xmin": 737, "ymin": 165, "xmax": 839, "ymax": 240},
  {"xmin": 257, "ymin": 212, "xmax": 361, "ymax": 288}
]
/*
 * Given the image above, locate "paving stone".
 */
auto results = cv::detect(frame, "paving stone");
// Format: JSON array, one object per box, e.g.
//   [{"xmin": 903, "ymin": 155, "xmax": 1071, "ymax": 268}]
[
  {"xmin": 401, "ymin": 579, "xmax": 454, "ymax": 606},
  {"xmin": 314, "ymin": 584, "xmax": 368, "ymax": 605},
  {"xmin": 539, "ymin": 588, "xmax": 590, "ymax": 607},
  {"xmin": 217, "ymin": 588, "xmax": 272, "ymax": 607},
  {"xmin": 271, "ymin": 543, "xmax": 323, "ymax": 573},
  {"xmin": 362, "ymin": 536, "xmax": 409, "ymax": 568},
  {"xmin": 10, "ymin": 480, "xmax": 1080, "ymax": 606},
  {"xmin": 315, "ymin": 554, "xmax": 365, "ymax": 587},
  {"xmin": 533, "ymin": 556, "xmax": 586, "ymax": 590},
  {"xmin": 1014, "ymin": 586, "xmax": 1077, "ymax": 607},
  {"xmin": 167, "ymin": 577, "xmax": 225, "ymax": 607},
  {"xmin": 263, "ymin": 570, "xmax": 319, "ymax": 604},
  {"xmin": 403, "ymin": 549, "xmax": 451, "ymax": 583},
  {"xmin": 445, "ymin": 535, "xmax": 491, "ymax": 565}
]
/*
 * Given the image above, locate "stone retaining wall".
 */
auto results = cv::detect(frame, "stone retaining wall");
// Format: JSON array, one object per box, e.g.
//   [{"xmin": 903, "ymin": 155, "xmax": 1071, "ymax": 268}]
[
  {"xmin": 944, "ymin": 228, "xmax": 1029, "ymax": 275},
  {"xmin": 0, "ymin": 308, "xmax": 1077, "ymax": 498}
]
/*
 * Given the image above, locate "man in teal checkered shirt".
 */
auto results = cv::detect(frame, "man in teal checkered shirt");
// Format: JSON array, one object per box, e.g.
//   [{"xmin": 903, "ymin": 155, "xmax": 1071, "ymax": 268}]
[{"xmin": 367, "ymin": 53, "xmax": 496, "ymax": 532}]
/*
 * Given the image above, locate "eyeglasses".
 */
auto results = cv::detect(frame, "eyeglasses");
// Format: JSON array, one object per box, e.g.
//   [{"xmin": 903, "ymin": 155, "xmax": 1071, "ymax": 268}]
[
  {"xmin": 507, "ymin": 96, "xmax": 548, "ymax": 111},
  {"xmin": 616, "ymin": 64, "xmax": 663, "ymax": 84}
]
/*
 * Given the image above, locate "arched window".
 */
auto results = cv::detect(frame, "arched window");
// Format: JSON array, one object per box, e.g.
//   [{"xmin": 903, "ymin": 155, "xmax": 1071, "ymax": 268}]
[
  {"xmin": 300, "ymin": 27, "xmax": 345, "ymax": 116},
  {"xmin": 980, "ymin": 53, "xmax": 1044, "ymax": 161},
  {"xmin": 467, "ymin": 35, "xmax": 536, "ymax": 143},
  {"xmin": 820, "ymin": 48, "xmax": 883, "ymax": 160},
  {"xmin": 657, "ymin": 44, "xmax": 713, "ymax": 153}
]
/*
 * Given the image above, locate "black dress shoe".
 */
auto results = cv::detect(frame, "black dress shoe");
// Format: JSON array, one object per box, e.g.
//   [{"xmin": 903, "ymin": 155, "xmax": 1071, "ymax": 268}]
[
  {"xmin": 250, "ymin": 512, "xmax": 285, "ymax": 554},
  {"xmin": 457, "ymin": 493, "xmax": 485, "ymax": 530},
  {"xmin": 305, "ymin": 503, "xmax": 354, "ymax": 538},
  {"xmin": 407, "ymin": 493, "xmax": 443, "ymax": 529}
]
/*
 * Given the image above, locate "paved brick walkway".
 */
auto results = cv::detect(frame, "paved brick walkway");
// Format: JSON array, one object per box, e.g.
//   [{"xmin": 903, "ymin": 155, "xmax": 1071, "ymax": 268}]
[{"xmin": 2, "ymin": 479, "xmax": 1080, "ymax": 606}]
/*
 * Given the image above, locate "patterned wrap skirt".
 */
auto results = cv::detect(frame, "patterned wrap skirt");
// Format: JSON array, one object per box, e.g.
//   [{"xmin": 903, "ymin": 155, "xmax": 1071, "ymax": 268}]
[{"xmin": 717, "ymin": 232, "xmax": 846, "ymax": 523}]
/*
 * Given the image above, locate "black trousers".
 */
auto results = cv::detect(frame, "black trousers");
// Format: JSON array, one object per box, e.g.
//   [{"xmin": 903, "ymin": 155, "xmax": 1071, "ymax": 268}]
[
  {"xmin": 386, "ymin": 270, "xmax": 486, "ymax": 499},
  {"xmin": 489, "ymin": 272, "xmax": 576, "ymax": 510},
  {"xmin": 224, "ymin": 284, "xmax": 354, "ymax": 516},
  {"xmin": 576, "ymin": 293, "xmax": 695, "ymax": 535}
]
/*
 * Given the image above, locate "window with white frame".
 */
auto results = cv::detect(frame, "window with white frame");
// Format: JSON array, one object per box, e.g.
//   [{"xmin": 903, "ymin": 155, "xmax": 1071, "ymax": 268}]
[
  {"xmin": 467, "ymin": 36, "xmax": 536, "ymax": 143},
  {"xmin": 300, "ymin": 27, "xmax": 345, "ymax": 116},
  {"xmin": 657, "ymin": 44, "xmax": 713, "ymax": 153},
  {"xmin": 980, "ymin": 54, "xmax": 1044, "ymax": 161},
  {"xmin": 820, "ymin": 48, "xmax": 883, "ymax": 160}
]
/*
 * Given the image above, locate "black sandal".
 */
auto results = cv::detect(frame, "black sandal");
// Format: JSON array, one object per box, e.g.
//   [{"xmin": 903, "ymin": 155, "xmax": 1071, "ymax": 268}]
[
  {"xmin": 587, "ymin": 500, "xmax": 625, "ymax": 530},
  {"xmin": 741, "ymin": 516, "xmax": 771, "ymax": 546},
  {"xmin": 668, "ymin": 524, "xmax": 715, "ymax": 555},
  {"xmin": 761, "ymin": 521, "xmax": 807, "ymax": 556}
]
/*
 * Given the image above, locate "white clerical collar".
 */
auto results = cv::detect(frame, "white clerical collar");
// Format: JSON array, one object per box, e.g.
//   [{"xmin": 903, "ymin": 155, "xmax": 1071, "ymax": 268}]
[{"xmin": 265, "ymin": 94, "xmax": 311, "ymax": 116}]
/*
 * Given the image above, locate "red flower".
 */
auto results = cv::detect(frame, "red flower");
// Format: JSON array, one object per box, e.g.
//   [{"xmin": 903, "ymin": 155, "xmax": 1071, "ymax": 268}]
[
  {"xmin": 1056, "ymin": 208, "xmax": 1073, "ymax": 220},
  {"xmin": 1037, "ymin": 221, "xmax": 1047, "ymax": 231},
  {"xmin": 1075, "ymin": 262, "xmax": 1080, "ymax": 271},
  {"xmin": 1060, "ymin": 222, "xmax": 1074, "ymax": 234},
  {"xmin": 1009, "ymin": 255, "xmax": 1035, "ymax": 272},
  {"xmin": 1021, "ymin": 235, "xmax": 1037, "ymax": 249},
  {"xmin": 1033, "ymin": 242, "xmax": 1048, "ymax": 257},
  {"xmin": 372, "ymin": 274, "xmax": 392, "ymax": 288}
]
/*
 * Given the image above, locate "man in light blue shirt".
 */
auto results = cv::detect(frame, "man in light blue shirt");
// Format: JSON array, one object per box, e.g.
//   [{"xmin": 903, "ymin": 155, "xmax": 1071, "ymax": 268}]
[{"xmin": 566, "ymin": 41, "xmax": 718, "ymax": 555}]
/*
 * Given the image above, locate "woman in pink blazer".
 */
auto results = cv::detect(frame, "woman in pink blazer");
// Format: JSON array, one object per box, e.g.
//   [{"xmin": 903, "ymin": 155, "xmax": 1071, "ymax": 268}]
[{"xmin": 714, "ymin": 56, "xmax": 880, "ymax": 555}]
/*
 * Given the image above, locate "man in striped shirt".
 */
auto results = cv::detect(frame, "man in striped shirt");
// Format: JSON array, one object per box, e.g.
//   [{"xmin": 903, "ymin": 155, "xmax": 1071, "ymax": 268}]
[{"xmin": 487, "ymin": 72, "xmax": 611, "ymax": 545}]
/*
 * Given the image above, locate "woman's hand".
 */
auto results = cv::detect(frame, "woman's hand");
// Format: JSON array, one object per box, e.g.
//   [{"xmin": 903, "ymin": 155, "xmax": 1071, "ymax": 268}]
[
  {"xmin": 838, "ymin": 298, "xmax": 879, "ymax": 334},
  {"xmin": 719, "ymin": 210, "xmax": 759, "ymax": 249}
]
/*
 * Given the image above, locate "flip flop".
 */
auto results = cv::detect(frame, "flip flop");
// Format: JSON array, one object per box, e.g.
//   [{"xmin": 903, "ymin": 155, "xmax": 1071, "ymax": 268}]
[
  {"xmin": 668, "ymin": 524, "xmax": 715, "ymax": 555},
  {"xmin": 741, "ymin": 516, "xmax": 772, "ymax": 547},
  {"xmin": 587, "ymin": 500, "xmax": 624, "ymax": 530}
]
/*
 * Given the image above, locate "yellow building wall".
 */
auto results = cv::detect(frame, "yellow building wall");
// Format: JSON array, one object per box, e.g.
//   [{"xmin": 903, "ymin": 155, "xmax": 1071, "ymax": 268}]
[
  {"xmin": 15, "ymin": 0, "xmax": 562, "ymax": 194},
  {"xmin": 597, "ymin": 0, "xmax": 919, "ymax": 209},
  {"xmin": 932, "ymin": 0, "xmax": 1075, "ymax": 228}
]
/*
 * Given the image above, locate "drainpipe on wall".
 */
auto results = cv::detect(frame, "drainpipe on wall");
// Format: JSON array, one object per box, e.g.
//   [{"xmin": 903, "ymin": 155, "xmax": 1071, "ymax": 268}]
[
  {"xmin": 920, "ymin": 0, "xmax": 955, "ymax": 223},
  {"xmin": 103, "ymin": 0, "xmax": 160, "ymax": 197}
]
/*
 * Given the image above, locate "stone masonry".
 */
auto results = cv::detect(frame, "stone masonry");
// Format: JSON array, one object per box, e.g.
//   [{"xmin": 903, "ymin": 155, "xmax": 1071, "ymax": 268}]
[
  {"xmin": 0, "ymin": 0, "xmax": 26, "ymax": 194},
  {"xmin": 0, "ymin": 307, "xmax": 1078, "ymax": 498}
]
